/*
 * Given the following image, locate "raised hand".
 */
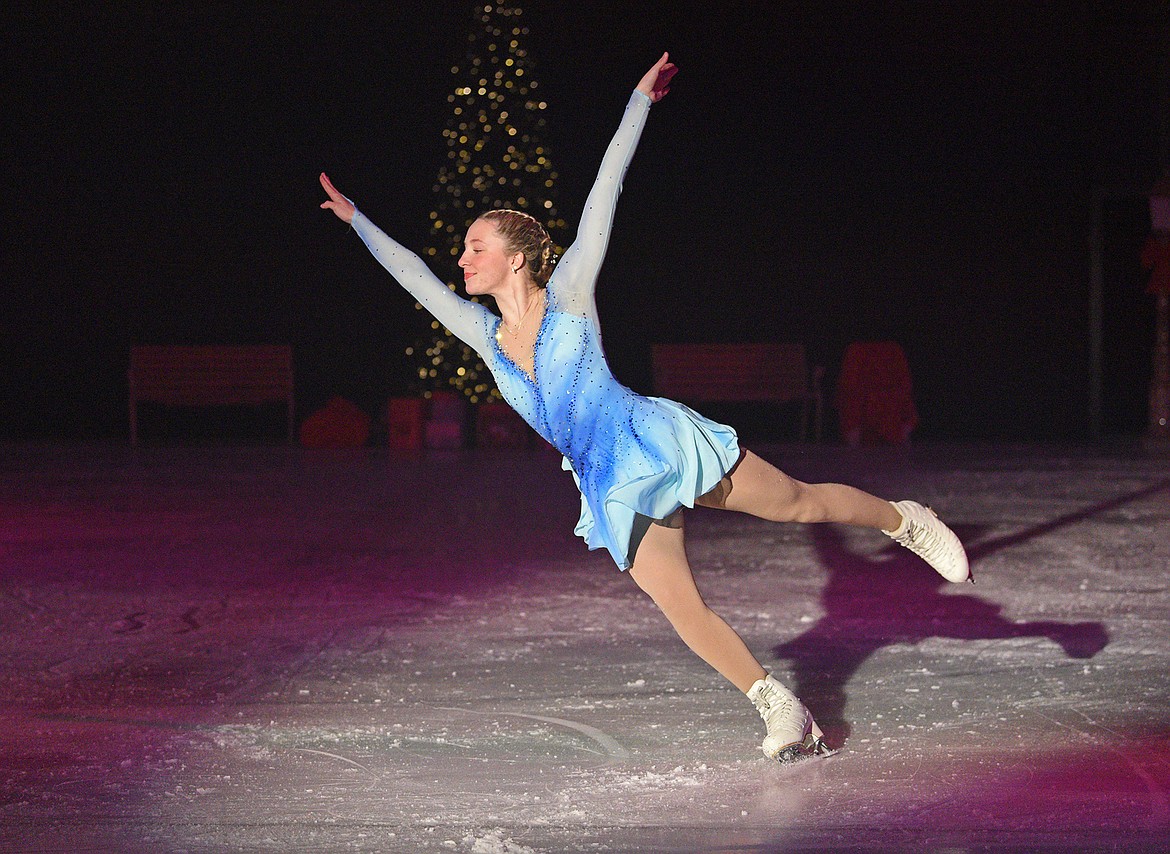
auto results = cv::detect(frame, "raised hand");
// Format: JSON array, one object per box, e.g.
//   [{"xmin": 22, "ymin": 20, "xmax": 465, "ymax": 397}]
[
  {"xmin": 635, "ymin": 52, "xmax": 678, "ymax": 103},
  {"xmin": 319, "ymin": 172, "xmax": 355, "ymax": 224}
]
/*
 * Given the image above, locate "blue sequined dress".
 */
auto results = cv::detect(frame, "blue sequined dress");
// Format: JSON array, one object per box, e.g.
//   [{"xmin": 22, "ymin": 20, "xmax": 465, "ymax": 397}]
[{"xmin": 351, "ymin": 90, "xmax": 740, "ymax": 569}]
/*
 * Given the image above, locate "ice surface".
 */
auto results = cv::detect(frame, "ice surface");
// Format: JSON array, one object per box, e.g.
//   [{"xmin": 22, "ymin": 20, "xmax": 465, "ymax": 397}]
[{"xmin": 1, "ymin": 441, "xmax": 1167, "ymax": 852}]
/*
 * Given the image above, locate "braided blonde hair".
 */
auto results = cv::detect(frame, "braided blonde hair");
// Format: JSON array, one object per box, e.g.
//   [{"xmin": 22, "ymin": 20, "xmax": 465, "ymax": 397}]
[{"xmin": 478, "ymin": 209, "xmax": 555, "ymax": 288}]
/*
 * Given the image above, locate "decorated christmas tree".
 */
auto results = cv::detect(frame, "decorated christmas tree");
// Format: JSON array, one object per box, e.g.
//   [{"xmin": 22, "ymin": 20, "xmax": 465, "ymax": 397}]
[{"xmin": 409, "ymin": 1, "xmax": 564, "ymax": 404}]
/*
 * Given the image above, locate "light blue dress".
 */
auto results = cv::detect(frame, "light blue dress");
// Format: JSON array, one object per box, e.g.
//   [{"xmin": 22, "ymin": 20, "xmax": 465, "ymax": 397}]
[{"xmin": 351, "ymin": 90, "xmax": 740, "ymax": 569}]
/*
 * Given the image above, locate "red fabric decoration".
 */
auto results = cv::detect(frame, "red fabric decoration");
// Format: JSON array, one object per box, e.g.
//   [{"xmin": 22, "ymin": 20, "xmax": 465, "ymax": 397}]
[
  {"xmin": 835, "ymin": 341, "xmax": 919, "ymax": 446},
  {"xmin": 424, "ymin": 391, "xmax": 465, "ymax": 449},
  {"xmin": 298, "ymin": 396, "xmax": 371, "ymax": 448},
  {"xmin": 385, "ymin": 397, "xmax": 426, "ymax": 450},
  {"xmin": 1141, "ymin": 234, "xmax": 1170, "ymax": 295}
]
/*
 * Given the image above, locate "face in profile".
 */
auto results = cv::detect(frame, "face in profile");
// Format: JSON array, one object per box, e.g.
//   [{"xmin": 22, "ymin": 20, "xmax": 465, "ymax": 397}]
[{"xmin": 459, "ymin": 219, "xmax": 517, "ymax": 296}]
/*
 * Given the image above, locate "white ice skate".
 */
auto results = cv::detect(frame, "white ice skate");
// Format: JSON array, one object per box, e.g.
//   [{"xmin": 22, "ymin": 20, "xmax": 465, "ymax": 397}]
[
  {"xmin": 884, "ymin": 500, "xmax": 973, "ymax": 584},
  {"xmin": 747, "ymin": 675, "xmax": 832, "ymax": 763}
]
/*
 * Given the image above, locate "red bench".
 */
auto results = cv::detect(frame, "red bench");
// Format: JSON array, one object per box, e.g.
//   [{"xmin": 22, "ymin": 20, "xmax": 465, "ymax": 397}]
[
  {"xmin": 651, "ymin": 342, "xmax": 823, "ymax": 442},
  {"xmin": 128, "ymin": 345, "xmax": 295, "ymax": 445}
]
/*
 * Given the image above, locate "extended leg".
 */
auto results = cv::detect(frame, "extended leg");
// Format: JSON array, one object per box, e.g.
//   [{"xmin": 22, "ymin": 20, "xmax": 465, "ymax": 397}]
[
  {"xmin": 698, "ymin": 450, "xmax": 971, "ymax": 583},
  {"xmin": 697, "ymin": 450, "xmax": 902, "ymax": 529}
]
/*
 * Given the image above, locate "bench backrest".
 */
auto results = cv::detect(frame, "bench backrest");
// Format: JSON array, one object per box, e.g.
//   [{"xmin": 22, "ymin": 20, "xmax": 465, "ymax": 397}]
[
  {"xmin": 129, "ymin": 345, "xmax": 294, "ymax": 406},
  {"xmin": 651, "ymin": 342, "xmax": 809, "ymax": 403}
]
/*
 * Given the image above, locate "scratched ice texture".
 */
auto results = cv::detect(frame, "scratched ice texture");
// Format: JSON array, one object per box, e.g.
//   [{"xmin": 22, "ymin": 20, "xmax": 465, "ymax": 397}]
[{"xmin": 1, "ymin": 441, "xmax": 1167, "ymax": 852}]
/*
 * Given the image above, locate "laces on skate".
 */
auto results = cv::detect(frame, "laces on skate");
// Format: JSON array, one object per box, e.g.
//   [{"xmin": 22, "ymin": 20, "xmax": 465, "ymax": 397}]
[
  {"xmin": 747, "ymin": 676, "xmax": 833, "ymax": 763},
  {"xmin": 887, "ymin": 500, "xmax": 973, "ymax": 584}
]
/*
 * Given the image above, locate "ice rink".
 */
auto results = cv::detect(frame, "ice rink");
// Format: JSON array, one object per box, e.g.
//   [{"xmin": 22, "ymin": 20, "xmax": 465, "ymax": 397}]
[{"xmin": 2, "ymin": 441, "xmax": 1168, "ymax": 852}]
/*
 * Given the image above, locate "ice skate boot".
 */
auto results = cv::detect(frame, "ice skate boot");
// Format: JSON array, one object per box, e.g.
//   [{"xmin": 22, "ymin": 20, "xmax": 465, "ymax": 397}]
[
  {"xmin": 746, "ymin": 675, "xmax": 831, "ymax": 762},
  {"xmin": 884, "ymin": 500, "xmax": 973, "ymax": 583}
]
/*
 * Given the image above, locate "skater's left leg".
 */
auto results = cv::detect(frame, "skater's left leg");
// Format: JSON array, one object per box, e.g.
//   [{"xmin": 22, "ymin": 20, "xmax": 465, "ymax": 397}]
[
  {"xmin": 697, "ymin": 450, "xmax": 902, "ymax": 530},
  {"xmin": 697, "ymin": 450, "xmax": 971, "ymax": 583}
]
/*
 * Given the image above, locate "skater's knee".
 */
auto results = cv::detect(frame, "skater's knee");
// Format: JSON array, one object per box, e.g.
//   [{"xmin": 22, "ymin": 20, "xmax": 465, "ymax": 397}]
[
  {"xmin": 760, "ymin": 478, "xmax": 826, "ymax": 524},
  {"xmin": 783, "ymin": 481, "xmax": 829, "ymax": 524},
  {"xmin": 714, "ymin": 452, "xmax": 824, "ymax": 523},
  {"xmin": 632, "ymin": 575, "xmax": 709, "ymax": 629},
  {"xmin": 641, "ymin": 581, "xmax": 706, "ymax": 624},
  {"xmin": 657, "ymin": 597, "xmax": 721, "ymax": 641}
]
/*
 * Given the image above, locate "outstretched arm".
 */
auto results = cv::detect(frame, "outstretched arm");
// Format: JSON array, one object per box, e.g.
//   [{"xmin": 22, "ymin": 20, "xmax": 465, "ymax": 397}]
[
  {"xmin": 555, "ymin": 53, "xmax": 677, "ymax": 300},
  {"xmin": 319, "ymin": 173, "xmax": 492, "ymax": 353}
]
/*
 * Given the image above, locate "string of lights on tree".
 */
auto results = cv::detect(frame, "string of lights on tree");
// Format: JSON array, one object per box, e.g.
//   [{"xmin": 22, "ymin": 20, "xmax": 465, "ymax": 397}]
[{"xmin": 408, "ymin": 1, "xmax": 564, "ymax": 404}]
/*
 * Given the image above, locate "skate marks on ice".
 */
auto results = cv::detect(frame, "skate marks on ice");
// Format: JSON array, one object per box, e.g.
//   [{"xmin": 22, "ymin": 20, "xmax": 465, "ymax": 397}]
[
  {"xmin": 757, "ymin": 472, "xmax": 1170, "ymax": 843},
  {"xmin": 962, "ymin": 476, "xmax": 1170, "ymax": 567},
  {"xmin": 771, "ymin": 476, "xmax": 1170, "ymax": 743},
  {"xmin": 774, "ymin": 522, "xmax": 1111, "ymax": 742},
  {"xmin": 3, "ymin": 446, "xmax": 1168, "ymax": 852},
  {"xmin": 1026, "ymin": 705, "xmax": 1170, "ymax": 833},
  {"xmin": 437, "ymin": 706, "xmax": 631, "ymax": 761}
]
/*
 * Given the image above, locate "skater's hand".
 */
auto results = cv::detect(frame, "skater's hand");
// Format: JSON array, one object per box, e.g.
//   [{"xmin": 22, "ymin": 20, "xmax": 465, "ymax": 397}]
[
  {"xmin": 636, "ymin": 52, "xmax": 677, "ymax": 103},
  {"xmin": 319, "ymin": 172, "xmax": 355, "ymax": 224}
]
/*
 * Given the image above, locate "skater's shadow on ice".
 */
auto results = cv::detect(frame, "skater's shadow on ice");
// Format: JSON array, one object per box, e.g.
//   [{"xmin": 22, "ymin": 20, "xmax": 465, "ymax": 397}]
[{"xmin": 767, "ymin": 480, "xmax": 1166, "ymax": 743}]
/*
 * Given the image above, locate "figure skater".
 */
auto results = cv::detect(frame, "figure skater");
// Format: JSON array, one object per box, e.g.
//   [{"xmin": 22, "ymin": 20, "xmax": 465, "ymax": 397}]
[{"xmin": 320, "ymin": 53, "xmax": 971, "ymax": 762}]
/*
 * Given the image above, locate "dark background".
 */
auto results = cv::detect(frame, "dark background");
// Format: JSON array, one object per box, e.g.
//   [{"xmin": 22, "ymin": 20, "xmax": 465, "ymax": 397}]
[{"xmin": 2, "ymin": 1, "xmax": 1166, "ymax": 442}]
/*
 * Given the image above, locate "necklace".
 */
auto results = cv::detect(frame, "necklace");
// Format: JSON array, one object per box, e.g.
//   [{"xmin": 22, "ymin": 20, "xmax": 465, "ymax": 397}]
[{"xmin": 497, "ymin": 290, "xmax": 544, "ymax": 340}]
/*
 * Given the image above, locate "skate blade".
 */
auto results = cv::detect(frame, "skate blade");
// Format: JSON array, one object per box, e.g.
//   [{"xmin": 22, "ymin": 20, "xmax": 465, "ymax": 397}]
[{"xmin": 770, "ymin": 733, "xmax": 836, "ymax": 764}]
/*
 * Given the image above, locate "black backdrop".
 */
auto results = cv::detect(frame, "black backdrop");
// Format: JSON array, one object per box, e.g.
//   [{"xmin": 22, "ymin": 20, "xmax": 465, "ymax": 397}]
[{"xmin": 2, "ymin": 1, "xmax": 1164, "ymax": 441}]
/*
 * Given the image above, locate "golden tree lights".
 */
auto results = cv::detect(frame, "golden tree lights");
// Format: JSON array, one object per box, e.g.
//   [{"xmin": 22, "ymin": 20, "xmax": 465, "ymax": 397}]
[{"xmin": 411, "ymin": 2, "xmax": 565, "ymax": 404}]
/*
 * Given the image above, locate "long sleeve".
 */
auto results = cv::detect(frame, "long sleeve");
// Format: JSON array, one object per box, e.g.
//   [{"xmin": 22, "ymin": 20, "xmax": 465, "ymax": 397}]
[
  {"xmin": 552, "ymin": 90, "xmax": 652, "ymax": 307},
  {"xmin": 351, "ymin": 209, "xmax": 494, "ymax": 354}
]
